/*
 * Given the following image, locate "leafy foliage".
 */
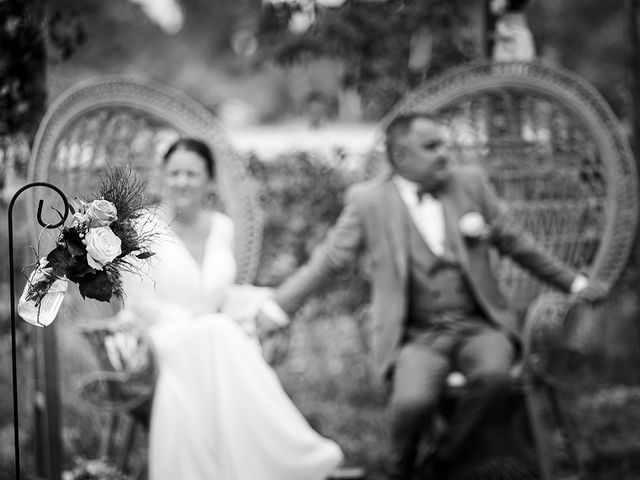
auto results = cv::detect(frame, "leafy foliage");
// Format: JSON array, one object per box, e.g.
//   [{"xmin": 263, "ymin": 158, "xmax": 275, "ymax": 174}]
[
  {"xmin": 251, "ymin": 150, "xmax": 372, "ymax": 315},
  {"xmin": 527, "ymin": 0, "xmax": 628, "ymax": 116},
  {"xmin": 0, "ymin": 1, "xmax": 87, "ymax": 136},
  {"xmin": 0, "ymin": 1, "xmax": 47, "ymax": 135},
  {"xmin": 258, "ymin": 0, "xmax": 475, "ymax": 117}
]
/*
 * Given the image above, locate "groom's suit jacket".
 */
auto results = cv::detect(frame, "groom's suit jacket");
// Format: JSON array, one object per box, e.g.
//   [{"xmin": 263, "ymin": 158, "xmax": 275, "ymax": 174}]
[{"xmin": 274, "ymin": 165, "xmax": 578, "ymax": 378}]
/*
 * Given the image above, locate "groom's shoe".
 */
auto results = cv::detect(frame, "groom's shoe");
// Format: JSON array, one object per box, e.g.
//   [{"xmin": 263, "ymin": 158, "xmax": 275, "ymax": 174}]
[
  {"xmin": 327, "ymin": 466, "xmax": 367, "ymax": 479},
  {"xmin": 419, "ymin": 456, "xmax": 451, "ymax": 480}
]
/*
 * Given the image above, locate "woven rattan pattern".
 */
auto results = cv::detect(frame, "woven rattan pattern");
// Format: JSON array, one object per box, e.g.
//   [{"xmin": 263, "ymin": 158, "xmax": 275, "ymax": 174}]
[
  {"xmin": 28, "ymin": 76, "xmax": 262, "ymax": 285},
  {"xmin": 381, "ymin": 60, "xmax": 638, "ymax": 313}
]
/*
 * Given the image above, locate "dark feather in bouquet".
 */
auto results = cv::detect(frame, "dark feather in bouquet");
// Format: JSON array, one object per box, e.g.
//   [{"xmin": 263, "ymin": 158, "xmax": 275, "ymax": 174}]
[
  {"xmin": 27, "ymin": 166, "xmax": 157, "ymax": 304},
  {"xmin": 88, "ymin": 166, "xmax": 157, "ymax": 300}
]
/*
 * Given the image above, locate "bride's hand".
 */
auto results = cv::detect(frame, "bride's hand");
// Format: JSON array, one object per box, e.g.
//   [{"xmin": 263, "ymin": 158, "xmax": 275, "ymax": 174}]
[
  {"xmin": 255, "ymin": 303, "xmax": 291, "ymax": 365},
  {"xmin": 255, "ymin": 310, "xmax": 280, "ymax": 340}
]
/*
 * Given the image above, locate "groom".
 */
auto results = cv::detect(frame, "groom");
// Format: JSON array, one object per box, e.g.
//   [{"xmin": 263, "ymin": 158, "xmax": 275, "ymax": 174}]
[{"xmin": 260, "ymin": 112, "xmax": 599, "ymax": 479}]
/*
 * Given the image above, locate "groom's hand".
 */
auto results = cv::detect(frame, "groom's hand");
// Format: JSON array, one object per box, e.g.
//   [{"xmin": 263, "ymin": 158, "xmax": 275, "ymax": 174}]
[
  {"xmin": 570, "ymin": 275, "xmax": 608, "ymax": 305},
  {"xmin": 255, "ymin": 299, "xmax": 290, "ymax": 340}
]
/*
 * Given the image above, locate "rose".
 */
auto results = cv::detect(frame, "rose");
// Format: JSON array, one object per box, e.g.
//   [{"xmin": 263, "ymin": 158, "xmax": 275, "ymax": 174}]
[
  {"xmin": 459, "ymin": 211, "xmax": 490, "ymax": 240},
  {"xmin": 85, "ymin": 226, "xmax": 122, "ymax": 270},
  {"xmin": 86, "ymin": 199, "xmax": 118, "ymax": 227}
]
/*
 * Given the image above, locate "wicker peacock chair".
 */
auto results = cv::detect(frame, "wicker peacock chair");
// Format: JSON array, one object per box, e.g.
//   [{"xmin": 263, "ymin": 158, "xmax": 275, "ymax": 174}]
[
  {"xmin": 26, "ymin": 76, "xmax": 264, "ymax": 477},
  {"xmin": 381, "ymin": 60, "xmax": 638, "ymax": 479}
]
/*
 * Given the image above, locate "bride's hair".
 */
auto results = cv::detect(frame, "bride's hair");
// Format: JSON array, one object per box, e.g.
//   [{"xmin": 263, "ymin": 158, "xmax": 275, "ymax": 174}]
[{"xmin": 163, "ymin": 137, "xmax": 216, "ymax": 180}]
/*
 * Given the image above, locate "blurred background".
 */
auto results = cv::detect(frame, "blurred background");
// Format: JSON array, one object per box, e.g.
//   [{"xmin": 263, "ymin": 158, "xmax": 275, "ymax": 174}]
[{"xmin": 1, "ymin": 0, "xmax": 640, "ymax": 479}]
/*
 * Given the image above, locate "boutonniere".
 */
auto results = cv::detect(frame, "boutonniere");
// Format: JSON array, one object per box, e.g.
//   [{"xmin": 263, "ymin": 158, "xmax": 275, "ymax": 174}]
[{"xmin": 459, "ymin": 211, "xmax": 491, "ymax": 243}]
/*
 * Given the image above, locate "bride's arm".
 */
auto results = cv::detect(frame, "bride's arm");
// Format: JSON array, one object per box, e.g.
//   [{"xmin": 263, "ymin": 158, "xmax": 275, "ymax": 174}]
[
  {"xmin": 118, "ymin": 269, "xmax": 191, "ymax": 329},
  {"xmin": 216, "ymin": 213, "xmax": 276, "ymax": 335}
]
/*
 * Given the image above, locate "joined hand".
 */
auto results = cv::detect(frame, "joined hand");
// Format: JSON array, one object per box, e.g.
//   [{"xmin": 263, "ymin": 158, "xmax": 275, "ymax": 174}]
[
  {"xmin": 569, "ymin": 276, "xmax": 608, "ymax": 305},
  {"xmin": 254, "ymin": 296, "xmax": 290, "ymax": 340}
]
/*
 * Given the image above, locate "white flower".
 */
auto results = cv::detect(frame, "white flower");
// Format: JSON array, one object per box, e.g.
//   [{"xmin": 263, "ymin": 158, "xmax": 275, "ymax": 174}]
[
  {"xmin": 85, "ymin": 226, "xmax": 122, "ymax": 270},
  {"xmin": 71, "ymin": 198, "xmax": 90, "ymax": 227},
  {"xmin": 86, "ymin": 199, "xmax": 118, "ymax": 227},
  {"xmin": 72, "ymin": 212, "xmax": 89, "ymax": 227},
  {"xmin": 459, "ymin": 211, "xmax": 490, "ymax": 240},
  {"xmin": 73, "ymin": 197, "xmax": 89, "ymax": 214}
]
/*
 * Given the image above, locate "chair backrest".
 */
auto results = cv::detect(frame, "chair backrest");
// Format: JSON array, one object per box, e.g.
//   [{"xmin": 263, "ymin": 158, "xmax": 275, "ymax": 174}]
[
  {"xmin": 382, "ymin": 60, "xmax": 638, "ymax": 313},
  {"xmin": 28, "ymin": 75, "xmax": 262, "ymax": 285},
  {"xmin": 23, "ymin": 77, "xmax": 264, "ymax": 475}
]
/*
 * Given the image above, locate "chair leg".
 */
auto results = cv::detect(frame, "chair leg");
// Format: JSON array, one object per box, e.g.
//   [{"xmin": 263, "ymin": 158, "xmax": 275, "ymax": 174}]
[
  {"xmin": 115, "ymin": 415, "xmax": 138, "ymax": 473},
  {"xmin": 522, "ymin": 380, "xmax": 554, "ymax": 480},
  {"xmin": 545, "ymin": 385, "xmax": 586, "ymax": 477},
  {"xmin": 135, "ymin": 460, "xmax": 148, "ymax": 480},
  {"xmin": 415, "ymin": 413, "xmax": 448, "ymax": 473},
  {"xmin": 99, "ymin": 413, "xmax": 121, "ymax": 460},
  {"xmin": 97, "ymin": 414, "xmax": 137, "ymax": 470}
]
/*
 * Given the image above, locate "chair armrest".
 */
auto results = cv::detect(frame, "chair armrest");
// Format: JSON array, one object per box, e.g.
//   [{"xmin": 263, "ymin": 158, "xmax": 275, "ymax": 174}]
[
  {"xmin": 76, "ymin": 318, "xmax": 157, "ymax": 411},
  {"xmin": 521, "ymin": 291, "xmax": 598, "ymax": 389},
  {"xmin": 445, "ymin": 290, "xmax": 602, "ymax": 395},
  {"xmin": 521, "ymin": 292, "xmax": 571, "ymax": 358}
]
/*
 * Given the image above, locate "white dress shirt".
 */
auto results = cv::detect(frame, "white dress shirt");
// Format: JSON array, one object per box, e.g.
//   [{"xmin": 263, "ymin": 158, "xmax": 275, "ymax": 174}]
[{"xmin": 393, "ymin": 175, "xmax": 446, "ymax": 257}]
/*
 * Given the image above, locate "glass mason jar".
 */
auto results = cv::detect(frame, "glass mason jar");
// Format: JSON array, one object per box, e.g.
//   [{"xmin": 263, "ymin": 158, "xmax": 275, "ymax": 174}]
[{"xmin": 17, "ymin": 269, "xmax": 68, "ymax": 327}]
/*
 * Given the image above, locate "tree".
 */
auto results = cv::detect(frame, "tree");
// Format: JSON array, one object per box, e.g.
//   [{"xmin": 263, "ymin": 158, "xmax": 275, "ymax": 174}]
[
  {"xmin": 258, "ymin": 0, "xmax": 477, "ymax": 118},
  {"xmin": 0, "ymin": 1, "xmax": 86, "ymax": 138},
  {"xmin": 527, "ymin": 0, "xmax": 627, "ymax": 117},
  {"xmin": 0, "ymin": 0, "xmax": 47, "ymax": 137}
]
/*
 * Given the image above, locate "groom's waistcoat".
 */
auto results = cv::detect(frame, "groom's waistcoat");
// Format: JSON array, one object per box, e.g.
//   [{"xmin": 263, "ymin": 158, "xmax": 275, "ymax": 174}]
[{"xmin": 406, "ymin": 214, "xmax": 481, "ymax": 328}]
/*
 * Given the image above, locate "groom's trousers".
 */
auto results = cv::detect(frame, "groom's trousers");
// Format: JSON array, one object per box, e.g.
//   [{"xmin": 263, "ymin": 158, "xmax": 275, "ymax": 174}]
[{"xmin": 388, "ymin": 322, "xmax": 514, "ymax": 480}]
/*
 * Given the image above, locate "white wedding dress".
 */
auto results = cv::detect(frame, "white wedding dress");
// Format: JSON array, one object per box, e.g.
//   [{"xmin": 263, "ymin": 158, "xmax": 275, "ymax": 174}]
[{"xmin": 121, "ymin": 211, "xmax": 343, "ymax": 480}]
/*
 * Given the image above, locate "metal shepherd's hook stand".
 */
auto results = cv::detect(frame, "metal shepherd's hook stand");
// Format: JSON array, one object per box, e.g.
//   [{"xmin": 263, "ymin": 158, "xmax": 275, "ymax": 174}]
[{"xmin": 8, "ymin": 182, "xmax": 71, "ymax": 480}]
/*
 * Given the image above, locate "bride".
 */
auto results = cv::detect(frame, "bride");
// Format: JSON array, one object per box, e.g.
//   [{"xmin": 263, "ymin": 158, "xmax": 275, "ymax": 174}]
[{"xmin": 118, "ymin": 138, "xmax": 343, "ymax": 480}]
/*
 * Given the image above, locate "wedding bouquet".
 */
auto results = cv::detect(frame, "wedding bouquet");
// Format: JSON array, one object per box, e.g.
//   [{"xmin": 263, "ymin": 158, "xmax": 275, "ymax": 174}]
[{"xmin": 18, "ymin": 167, "xmax": 156, "ymax": 327}]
